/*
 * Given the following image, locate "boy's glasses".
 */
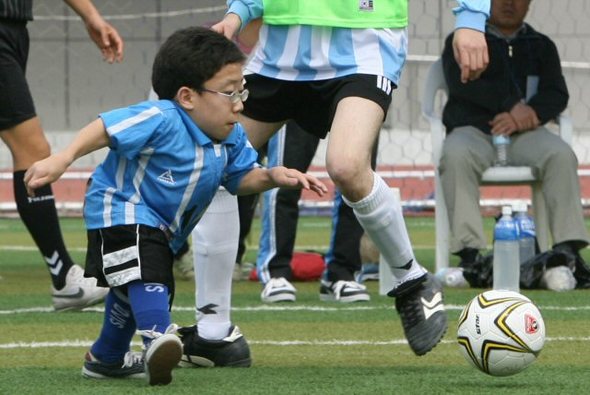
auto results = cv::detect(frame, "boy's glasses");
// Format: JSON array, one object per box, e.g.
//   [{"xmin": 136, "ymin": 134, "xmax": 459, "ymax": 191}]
[{"xmin": 201, "ymin": 88, "xmax": 249, "ymax": 104}]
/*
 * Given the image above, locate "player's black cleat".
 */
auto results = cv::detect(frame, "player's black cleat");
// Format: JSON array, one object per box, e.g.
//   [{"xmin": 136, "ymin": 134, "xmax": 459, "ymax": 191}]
[
  {"xmin": 388, "ymin": 273, "xmax": 448, "ymax": 356},
  {"xmin": 178, "ymin": 325, "xmax": 252, "ymax": 367},
  {"xmin": 82, "ymin": 351, "xmax": 145, "ymax": 380}
]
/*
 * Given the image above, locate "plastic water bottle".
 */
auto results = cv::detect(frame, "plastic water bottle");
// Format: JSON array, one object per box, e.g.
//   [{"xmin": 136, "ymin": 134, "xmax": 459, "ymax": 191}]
[
  {"xmin": 493, "ymin": 134, "xmax": 510, "ymax": 166},
  {"xmin": 493, "ymin": 206, "xmax": 520, "ymax": 291},
  {"xmin": 435, "ymin": 267, "xmax": 469, "ymax": 288},
  {"xmin": 513, "ymin": 202, "xmax": 536, "ymax": 265}
]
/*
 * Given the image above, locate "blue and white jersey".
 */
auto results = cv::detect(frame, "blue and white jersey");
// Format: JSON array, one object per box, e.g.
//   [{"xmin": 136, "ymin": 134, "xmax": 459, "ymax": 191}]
[
  {"xmin": 228, "ymin": 0, "xmax": 489, "ymax": 83},
  {"xmin": 247, "ymin": 25, "xmax": 408, "ymax": 84},
  {"xmin": 84, "ymin": 100, "xmax": 259, "ymax": 253}
]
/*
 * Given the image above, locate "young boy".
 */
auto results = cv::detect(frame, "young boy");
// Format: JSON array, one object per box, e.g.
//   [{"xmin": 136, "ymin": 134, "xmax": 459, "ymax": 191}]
[{"xmin": 24, "ymin": 26, "xmax": 327, "ymax": 386}]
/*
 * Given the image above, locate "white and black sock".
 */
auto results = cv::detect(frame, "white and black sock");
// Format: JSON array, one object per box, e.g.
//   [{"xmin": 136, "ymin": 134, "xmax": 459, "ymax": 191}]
[
  {"xmin": 343, "ymin": 173, "xmax": 426, "ymax": 285},
  {"xmin": 192, "ymin": 188, "xmax": 239, "ymax": 340}
]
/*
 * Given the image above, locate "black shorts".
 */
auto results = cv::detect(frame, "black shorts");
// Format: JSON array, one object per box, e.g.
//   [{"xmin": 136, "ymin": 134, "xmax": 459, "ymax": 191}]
[
  {"xmin": 0, "ymin": 19, "xmax": 35, "ymax": 130},
  {"xmin": 242, "ymin": 73, "xmax": 395, "ymax": 139},
  {"xmin": 85, "ymin": 224, "xmax": 175, "ymax": 293}
]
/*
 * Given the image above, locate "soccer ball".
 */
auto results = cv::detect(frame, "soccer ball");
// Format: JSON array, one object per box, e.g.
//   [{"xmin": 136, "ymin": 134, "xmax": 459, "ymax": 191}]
[{"xmin": 457, "ymin": 290, "xmax": 545, "ymax": 376}]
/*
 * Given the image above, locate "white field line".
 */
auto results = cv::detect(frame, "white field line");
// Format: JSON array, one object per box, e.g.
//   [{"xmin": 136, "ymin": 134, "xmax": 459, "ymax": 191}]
[
  {"xmin": 2, "ymin": 304, "xmax": 589, "ymax": 350},
  {"xmin": 1, "ymin": 336, "xmax": 589, "ymax": 350},
  {"xmin": 1, "ymin": 304, "xmax": 589, "ymax": 315},
  {"xmin": 0, "ymin": 244, "xmax": 437, "ymax": 252}
]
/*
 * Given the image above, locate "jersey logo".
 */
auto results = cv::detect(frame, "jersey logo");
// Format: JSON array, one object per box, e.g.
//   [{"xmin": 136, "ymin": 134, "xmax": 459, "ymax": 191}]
[
  {"xmin": 157, "ymin": 169, "xmax": 176, "ymax": 185},
  {"xmin": 359, "ymin": 0, "xmax": 374, "ymax": 12}
]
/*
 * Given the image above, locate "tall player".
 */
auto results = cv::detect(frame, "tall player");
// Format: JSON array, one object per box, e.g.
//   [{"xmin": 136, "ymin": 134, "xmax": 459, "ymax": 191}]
[
  {"xmin": 0, "ymin": 0, "xmax": 123, "ymax": 310},
  {"xmin": 180, "ymin": 0, "xmax": 490, "ymax": 365}
]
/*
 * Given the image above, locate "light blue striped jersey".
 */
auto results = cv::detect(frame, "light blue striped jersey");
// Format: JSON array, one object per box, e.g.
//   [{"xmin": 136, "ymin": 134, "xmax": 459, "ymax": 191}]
[
  {"xmin": 228, "ymin": 0, "xmax": 489, "ymax": 83},
  {"xmin": 84, "ymin": 100, "xmax": 259, "ymax": 253},
  {"xmin": 247, "ymin": 25, "xmax": 408, "ymax": 84}
]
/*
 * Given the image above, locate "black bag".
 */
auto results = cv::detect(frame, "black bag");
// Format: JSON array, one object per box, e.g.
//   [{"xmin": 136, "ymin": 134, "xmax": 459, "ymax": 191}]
[
  {"xmin": 460, "ymin": 252, "xmax": 493, "ymax": 288},
  {"xmin": 519, "ymin": 250, "xmax": 573, "ymax": 289},
  {"xmin": 461, "ymin": 213, "xmax": 590, "ymax": 289},
  {"xmin": 462, "ymin": 249, "xmax": 590, "ymax": 290}
]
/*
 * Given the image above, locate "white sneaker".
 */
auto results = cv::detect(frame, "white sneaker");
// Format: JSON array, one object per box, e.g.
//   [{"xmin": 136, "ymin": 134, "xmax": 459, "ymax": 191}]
[
  {"xmin": 319, "ymin": 280, "xmax": 370, "ymax": 303},
  {"xmin": 52, "ymin": 265, "xmax": 108, "ymax": 311},
  {"xmin": 260, "ymin": 277, "xmax": 296, "ymax": 303},
  {"xmin": 139, "ymin": 324, "xmax": 183, "ymax": 386}
]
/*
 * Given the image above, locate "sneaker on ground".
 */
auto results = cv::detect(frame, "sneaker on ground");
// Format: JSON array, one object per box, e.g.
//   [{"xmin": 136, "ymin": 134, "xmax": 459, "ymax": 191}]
[
  {"xmin": 138, "ymin": 324, "xmax": 183, "ymax": 386},
  {"xmin": 319, "ymin": 280, "xmax": 370, "ymax": 302},
  {"xmin": 260, "ymin": 277, "xmax": 296, "ymax": 303},
  {"xmin": 388, "ymin": 273, "xmax": 448, "ymax": 356},
  {"xmin": 355, "ymin": 263, "xmax": 380, "ymax": 283},
  {"xmin": 82, "ymin": 350, "xmax": 145, "ymax": 380},
  {"xmin": 52, "ymin": 265, "xmax": 108, "ymax": 311},
  {"xmin": 233, "ymin": 262, "xmax": 254, "ymax": 282},
  {"xmin": 178, "ymin": 325, "xmax": 252, "ymax": 368}
]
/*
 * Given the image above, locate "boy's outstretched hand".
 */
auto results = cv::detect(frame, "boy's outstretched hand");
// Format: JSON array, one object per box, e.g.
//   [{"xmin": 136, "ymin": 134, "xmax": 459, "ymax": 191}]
[
  {"xmin": 269, "ymin": 167, "xmax": 328, "ymax": 197},
  {"xmin": 23, "ymin": 153, "xmax": 72, "ymax": 197}
]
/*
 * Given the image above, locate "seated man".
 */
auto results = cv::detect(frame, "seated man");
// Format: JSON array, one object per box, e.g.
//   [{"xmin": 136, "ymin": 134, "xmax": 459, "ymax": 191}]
[{"xmin": 439, "ymin": 0, "xmax": 590, "ymax": 287}]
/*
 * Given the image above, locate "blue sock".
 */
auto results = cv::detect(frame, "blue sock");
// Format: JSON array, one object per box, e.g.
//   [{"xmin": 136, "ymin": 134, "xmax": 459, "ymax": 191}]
[
  {"xmin": 91, "ymin": 289, "xmax": 136, "ymax": 363},
  {"xmin": 127, "ymin": 281, "xmax": 171, "ymax": 347}
]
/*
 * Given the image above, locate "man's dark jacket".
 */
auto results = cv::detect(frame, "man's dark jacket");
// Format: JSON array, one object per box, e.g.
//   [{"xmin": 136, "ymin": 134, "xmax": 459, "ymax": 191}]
[{"xmin": 442, "ymin": 23, "xmax": 569, "ymax": 134}]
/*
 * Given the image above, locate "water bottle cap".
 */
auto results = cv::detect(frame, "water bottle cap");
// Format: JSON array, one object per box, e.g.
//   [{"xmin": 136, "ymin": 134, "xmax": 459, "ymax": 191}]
[
  {"xmin": 493, "ymin": 134, "xmax": 510, "ymax": 144},
  {"xmin": 501, "ymin": 206, "xmax": 512, "ymax": 216},
  {"xmin": 512, "ymin": 201, "xmax": 528, "ymax": 213}
]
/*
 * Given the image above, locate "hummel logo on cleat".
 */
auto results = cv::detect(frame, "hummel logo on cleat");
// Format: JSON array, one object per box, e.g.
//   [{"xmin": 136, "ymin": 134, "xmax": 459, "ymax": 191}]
[
  {"xmin": 157, "ymin": 169, "xmax": 175, "ymax": 185},
  {"xmin": 52, "ymin": 287, "xmax": 85, "ymax": 299},
  {"xmin": 421, "ymin": 292, "xmax": 444, "ymax": 320}
]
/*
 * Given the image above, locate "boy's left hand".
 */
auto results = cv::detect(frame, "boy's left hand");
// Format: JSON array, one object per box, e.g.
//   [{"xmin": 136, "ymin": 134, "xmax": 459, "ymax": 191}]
[
  {"xmin": 270, "ymin": 167, "xmax": 328, "ymax": 197},
  {"xmin": 23, "ymin": 154, "xmax": 71, "ymax": 197}
]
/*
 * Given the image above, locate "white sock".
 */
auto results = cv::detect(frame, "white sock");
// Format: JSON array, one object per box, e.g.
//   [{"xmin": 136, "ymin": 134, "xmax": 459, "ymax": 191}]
[
  {"xmin": 343, "ymin": 173, "xmax": 426, "ymax": 283},
  {"xmin": 192, "ymin": 188, "xmax": 239, "ymax": 340}
]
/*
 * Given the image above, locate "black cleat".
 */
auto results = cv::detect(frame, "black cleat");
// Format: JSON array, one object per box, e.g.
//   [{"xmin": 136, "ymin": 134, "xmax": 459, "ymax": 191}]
[
  {"xmin": 82, "ymin": 351, "xmax": 145, "ymax": 380},
  {"xmin": 388, "ymin": 273, "xmax": 448, "ymax": 356},
  {"xmin": 178, "ymin": 325, "xmax": 252, "ymax": 367}
]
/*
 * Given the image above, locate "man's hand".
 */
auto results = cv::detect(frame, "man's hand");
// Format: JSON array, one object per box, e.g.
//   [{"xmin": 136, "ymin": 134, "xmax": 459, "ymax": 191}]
[
  {"xmin": 489, "ymin": 112, "xmax": 518, "ymax": 136},
  {"xmin": 84, "ymin": 15, "xmax": 124, "ymax": 63},
  {"xmin": 211, "ymin": 13, "xmax": 242, "ymax": 40},
  {"xmin": 63, "ymin": 1, "xmax": 124, "ymax": 63},
  {"xmin": 269, "ymin": 167, "xmax": 328, "ymax": 197},
  {"xmin": 509, "ymin": 102, "xmax": 540, "ymax": 131},
  {"xmin": 452, "ymin": 28, "xmax": 489, "ymax": 83}
]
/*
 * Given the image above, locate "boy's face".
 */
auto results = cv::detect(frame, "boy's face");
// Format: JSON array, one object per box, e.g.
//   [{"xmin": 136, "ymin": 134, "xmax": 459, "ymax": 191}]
[{"xmin": 178, "ymin": 62, "xmax": 246, "ymax": 141}]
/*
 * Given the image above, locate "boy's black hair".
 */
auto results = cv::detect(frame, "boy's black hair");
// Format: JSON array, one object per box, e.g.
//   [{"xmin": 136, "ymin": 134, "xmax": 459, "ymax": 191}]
[{"xmin": 152, "ymin": 26, "xmax": 245, "ymax": 100}]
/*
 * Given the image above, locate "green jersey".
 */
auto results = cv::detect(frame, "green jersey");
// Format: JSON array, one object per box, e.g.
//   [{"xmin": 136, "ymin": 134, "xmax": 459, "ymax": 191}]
[{"xmin": 262, "ymin": 0, "xmax": 407, "ymax": 28}]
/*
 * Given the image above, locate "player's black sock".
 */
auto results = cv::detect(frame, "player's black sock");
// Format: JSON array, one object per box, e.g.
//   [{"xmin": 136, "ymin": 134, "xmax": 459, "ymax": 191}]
[{"xmin": 13, "ymin": 170, "xmax": 74, "ymax": 289}]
